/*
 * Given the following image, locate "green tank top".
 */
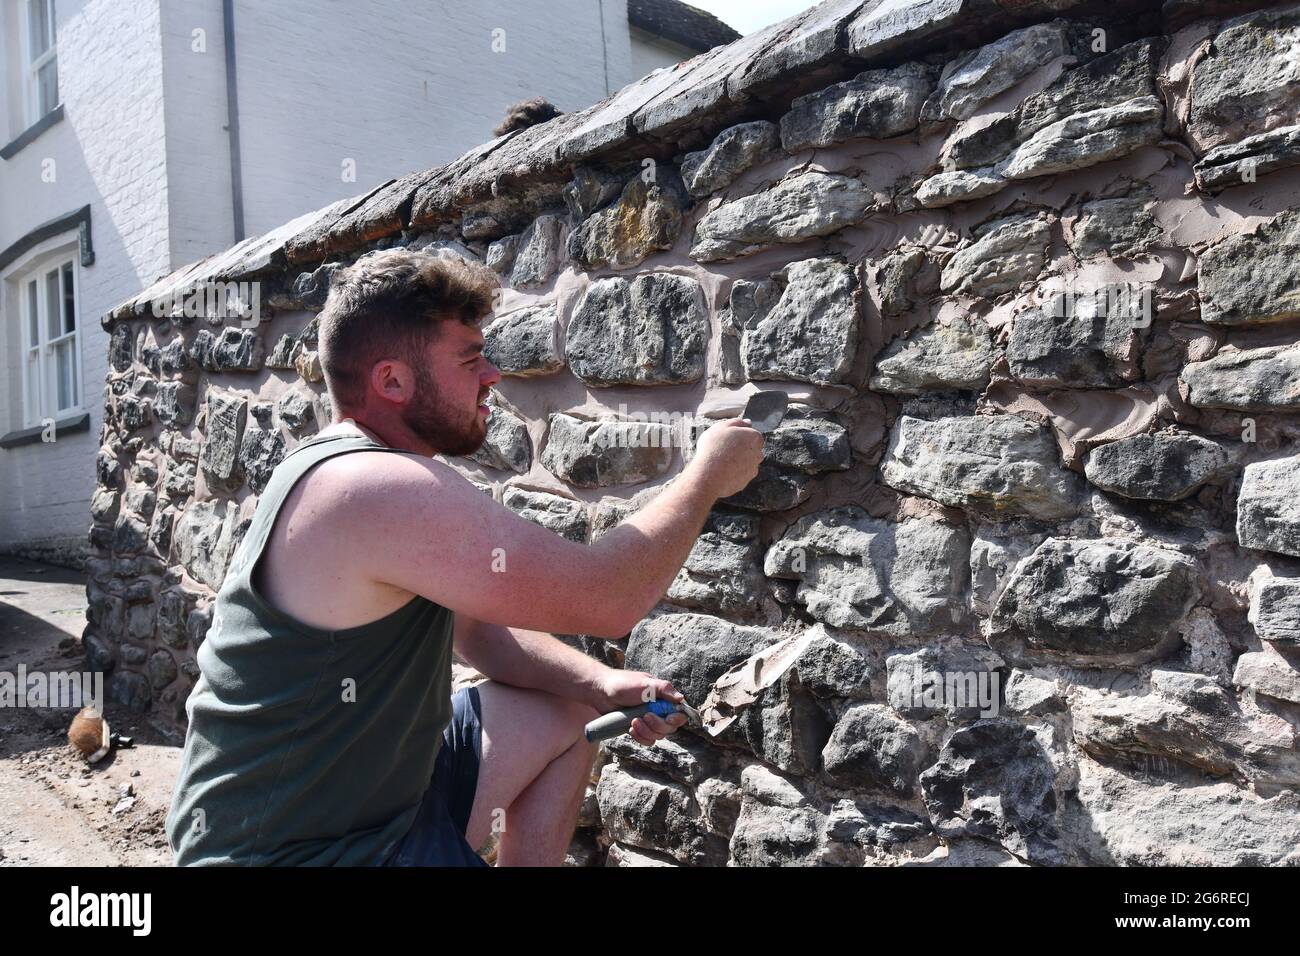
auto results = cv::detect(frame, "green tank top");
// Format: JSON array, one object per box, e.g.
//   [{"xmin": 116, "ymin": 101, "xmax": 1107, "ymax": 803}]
[{"xmin": 166, "ymin": 432, "xmax": 455, "ymax": 866}]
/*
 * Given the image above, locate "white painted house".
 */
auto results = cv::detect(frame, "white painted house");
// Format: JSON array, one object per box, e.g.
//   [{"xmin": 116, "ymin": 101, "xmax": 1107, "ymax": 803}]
[{"xmin": 0, "ymin": 0, "xmax": 739, "ymax": 565}]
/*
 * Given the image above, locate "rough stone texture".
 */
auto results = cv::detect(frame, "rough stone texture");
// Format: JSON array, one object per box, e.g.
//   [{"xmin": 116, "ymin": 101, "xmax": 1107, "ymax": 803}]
[
  {"xmin": 567, "ymin": 273, "xmax": 708, "ymax": 386},
  {"xmin": 680, "ymin": 121, "xmax": 779, "ymax": 197},
  {"xmin": 1007, "ymin": 285, "xmax": 1147, "ymax": 388},
  {"xmin": 1250, "ymin": 574, "xmax": 1300, "ymax": 645},
  {"xmin": 690, "ymin": 171, "xmax": 872, "ymax": 261},
  {"xmin": 990, "ymin": 538, "xmax": 1200, "ymax": 667},
  {"xmin": 1180, "ymin": 345, "xmax": 1300, "ymax": 412},
  {"xmin": 740, "ymin": 258, "xmax": 859, "ymax": 386},
  {"xmin": 1197, "ymin": 209, "xmax": 1300, "ymax": 326},
  {"xmin": 765, "ymin": 507, "xmax": 969, "ymax": 635},
  {"xmin": 870, "ymin": 315, "xmax": 993, "ymax": 394},
  {"xmin": 779, "ymin": 61, "xmax": 934, "ymax": 152},
  {"xmin": 540, "ymin": 413, "xmax": 675, "ymax": 488},
  {"xmin": 882, "ymin": 415, "xmax": 1086, "ymax": 520},
  {"xmin": 1083, "ymin": 432, "xmax": 1228, "ymax": 501},
  {"xmin": 1237, "ymin": 456, "xmax": 1300, "ymax": 558},
  {"xmin": 569, "ymin": 175, "xmax": 684, "ymax": 271},
  {"xmin": 483, "ymin": 306, "xmax": 564, "ymax": 377},
  {"xmin": 940, "ymin": 215, "xmax": 1050, "ymax": 297},
  {"xmin": 94, "ymin": 0, "xmax": 1300, "ymax": 868}
]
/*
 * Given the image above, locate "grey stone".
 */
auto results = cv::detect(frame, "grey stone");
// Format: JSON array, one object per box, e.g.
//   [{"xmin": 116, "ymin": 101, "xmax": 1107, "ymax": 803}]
[
  {"xmin": 1083, "ymin": 432, "xmax": 1228, "ymax": 501},
  {"xmin": 914, "ymin": 166, "xmax": 1006, "ymax": 208},
  {"xmin": 1186, "ymin": 5, "xmax": 1300, "ymax": 153},
  {"xmin": 116, "ymin": 395, "xmax": 151, "ymax": 433},
  {"xmin": 870, "ymin": 314, "xmax": 993, "ymax": 394},
  {"xmin": 873, "ymin": 247, "xmax": 926, "ymax": 317},
  {"xmin": 158, "ymin": 336, "xmax": 191, "ymax": 376},
  {"xmin": 501, "ymin": 487, "xmax": 588, "ymax": 543},
  {"xmin": 238, "ymin": 424, "xmax": 287, "ymax": 494},
  {"xmin": 1006, "ymin": 284, "xmax": 1148, "ymax": 388},
  {"xmin": 886, "ymin": 645, "xmax": 1005, "ymax": 720},
  {"xmin": 509, "ymin": 213, "xmax": 566, "ymax": 287},
  {"xmin": 198, "ymin": 393, "xmax": 247, "ymax": 487},
  {"xmin": 1237, "ymin": 456, "xmax": 1300, "ymax": 558},
  {"xmin": 1071, "ymin": 688, "xmax": 1237, "ymax": 777},
  {"xmin": 483, "ymin": 305, "xmax": 564, "ymax": 377},
  {"xmin": 940, "ymin": 214, "xmax": 1050, "ymax": 297},
  {"xmin": 930, "ymin": 21, "xmax": 1069, "ymax": 121},
  {"xmin": 994, "ymin": 96, "xmax": 1164, "ymax": 181},
  {"xmin": 1233, "ymin": 646, "xmax": 1300, "ymax": 705},
  {"xmin": 484, "ymin": 234, "xmax": 520, "ymax": 275},
  {"xmin": 276, "ymin": 389, "xmax": 316, "ymax": 436},
  {"xmin": 690, "ymin": 171, "xmax": 872, "ymax": 262},
  {"xmin": 881, "ymin": 414, "xmax": 1086, "ymax": 520},
  {"xmin": 666, "ymin": 512, "xmax": 768, "ymax": 617},
  {"xmin": 290, "ymin": 262, "xmax": 347, "ymax": 311},
  {"xmin": 1194, "ymin": 124, "xmax": 1300, "ymax": 193},
  {"xmin": 729, "ymin": 765, "xmax": 824, "ymax": 867},
  {"xmin": 567, "ymin": 273, "xmax": 707, "ymax": 386},
  {"xmin": 108, "ymin": 671, "xmax": 152, "ymax": 713},
  {"xmin": 1181, "ymin": 345, "xmax": 1300, "ymax": 411},
  {"xmin": 1070, "ymin": 197, "xmax": 1161, "ymax": 258},
  {"xmin": 792, "ymin": 627, "xmax": 871, "ymax": 699},
  {"xmin": 173, "ymin": 500, "xmax": 239, "ymax": 590},
  {"xmin": 563, "ymin": 165, "xmax": 626, "ymax": 221},
  {"xmin": 920, "ymin": 719, "xmax": 1063, "ymax": 865},
  {"xmin": 945, "ymin": 39, "xmax": 1161, "ymax": 171},
  {"xmin": 1198, "ymin": 208, "xmax": 1300, "ymax": 325},
  {"xmin": 266, "ymin": 334, "xmax": 296, "ymax": 369},
  {"xmin": 821, "ymin": 703, "xmax": 927, "ymax": 796},
  {"xmin": 720, "ymin": 405, "xmax": 851, "ymax": 512},
  {"xmin": 1250, "ymin": 574, "xmax": 1300, "ymax": 645},
  {"xmin": 595, "ymin": 762, "xmax": 725, "ymax": 867},
  {"xmin": 779, "ymin": 61, "xmax": 934, "ymax": 152},
  {"xmin": 147, "ymin": 649, "xmax": 178, "ymax": 689},
  {"xmin": 154, "ymin": 382, "xmax": 197, "ymax": 427},
  {"xmin": 569, "ymin": 175, "xmax": 684, "ymax": 271},
  {"xmin": 990, "ymin": 538, "xmax": 1200, "ymax": 666},
  {"xmin": 210, "ymin": 327, "xmax": 262, "ymax": 372},
  {"xmin": 468, "ymin": 398, "xmax": 531, "ymax": 473},
  {"xmin": 1071, "ymin": 759, "xmax": 1300, "ymax": 866},
  {"xmin": 109, "ymin": 324, "xmax": 133, "ymax": 372},
  {"xmin": 740, "ymin": 257, "xmax": 858, "ymax": 386},
  {"xmin": 765, "ymin": 507, "xmax": 970, "ymax": 635},
  {"xmin": 540, "ymin": 413, "xmax": 674, "ymax": 488},
  {"xmin": 680, "ymin": 121, "xmax": 779, "ymax": 197}
]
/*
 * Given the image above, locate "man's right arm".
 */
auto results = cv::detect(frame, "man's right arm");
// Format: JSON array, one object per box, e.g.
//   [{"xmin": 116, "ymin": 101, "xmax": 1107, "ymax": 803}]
[{"xmin": 352, "ymin": 417, "xmax": 764, "ymax": 638}]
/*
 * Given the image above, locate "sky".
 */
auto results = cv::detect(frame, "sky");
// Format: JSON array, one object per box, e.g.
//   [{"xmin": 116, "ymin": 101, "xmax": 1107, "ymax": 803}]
[{"xmin": 687, "ymin": 0, "xmax": 822, "ymax": 35}]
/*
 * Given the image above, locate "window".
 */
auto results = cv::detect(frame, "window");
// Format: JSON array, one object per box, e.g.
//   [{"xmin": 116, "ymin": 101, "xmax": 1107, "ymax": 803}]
[
  {"xmin": 20, "ymin": 257, "xmax": 81, "ymax": 426},
  {"xmin": 24, "ymin": 0, "xmax": 58, "ymax": 124}
]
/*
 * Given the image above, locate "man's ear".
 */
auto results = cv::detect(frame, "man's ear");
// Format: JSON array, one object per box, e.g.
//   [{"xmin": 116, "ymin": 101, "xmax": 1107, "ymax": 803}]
[{"xmin": 369, "ymin": 359, "xmax": 415, "ymax": 407}]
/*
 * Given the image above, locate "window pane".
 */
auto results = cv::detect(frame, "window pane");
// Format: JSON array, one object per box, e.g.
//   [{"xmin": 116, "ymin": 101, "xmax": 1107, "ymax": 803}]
[
  {"xmin": 26, "ymin": 353, "xmax": 41, "ymax": 423},
  {"xmin": 28, "ymin": 0, "xmax": 50, "ymax": 59},
  {"xmin": 61, "ymin": 262, "xmax": 76, "ymax": 333},
  {"xmin": 57, "ymin": 340, "xmax": 76, "ymax": 410},
  {"xmin": 37, "ymin": 57, "xmax": 58, "ymax": 114},
  {"xmin": 45, "ymin": 269, "xmax": 60, "ymax": 340},
  {"xmin": 27, "ymin": 279, "xmax": 39, "ymax": 345}
]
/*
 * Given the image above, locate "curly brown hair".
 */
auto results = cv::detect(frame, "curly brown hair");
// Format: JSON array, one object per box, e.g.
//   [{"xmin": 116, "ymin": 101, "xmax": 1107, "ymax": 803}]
[
  {"xmin": 493, "ymin": 97, "xmax": 563, "ymax": 137},
  {"xmin": 318, "ymin": 249, "xmax": 499, "ymax": 412}
]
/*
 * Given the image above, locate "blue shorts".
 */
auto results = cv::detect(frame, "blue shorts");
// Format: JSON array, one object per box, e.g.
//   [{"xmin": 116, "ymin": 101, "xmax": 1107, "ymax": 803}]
[{"xmin": 379, "ymin": 684, "xmax": 490, "ymax": 867}]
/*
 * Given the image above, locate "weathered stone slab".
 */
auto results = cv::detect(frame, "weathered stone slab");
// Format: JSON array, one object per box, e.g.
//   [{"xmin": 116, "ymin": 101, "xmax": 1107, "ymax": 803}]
[
  {"xmin": 740, "ymin": 257, "xmax": 859, "ymax": 386},
  {"xmin": 939, "ymin": 214, "xmax": 1050, "ymax": 297},
  {"xmin": 1180, "ymin": 345, "xmax": 1300, "ymax": 411},
  {"xmin": 483, "ymin": 305, "xmax": 564, "ymax": 377},
  {"xmin": 1083, "ymin": 432, "xmax": 1228, "ymax": 501},
  {"xmin": 779, "ymin": 61, "xmax": 934, "ymax": 152},
  {"xmin": 540, "ymin": 413, "xmax": 674, "ymax": 488},
  {"xmin": 680, "ymin": 121, "xmax": 779, "ymax": 197},
  {"xmin": 1237, "ymin": 455, "xmax": 1300, "ymax": 558},
  {"xmin": 1197, "ymin": 209, "xmax": 1300, "ymax": 325},
  {"xmin": 870, "ymin": 315, "xmax": 993, "ymax": 394}
]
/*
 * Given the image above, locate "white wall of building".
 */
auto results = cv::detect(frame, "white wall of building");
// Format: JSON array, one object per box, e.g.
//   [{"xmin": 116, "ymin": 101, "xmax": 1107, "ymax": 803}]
[{"xmin": 0, "ymin": 0, "xmax": 172, "ymax": 563}]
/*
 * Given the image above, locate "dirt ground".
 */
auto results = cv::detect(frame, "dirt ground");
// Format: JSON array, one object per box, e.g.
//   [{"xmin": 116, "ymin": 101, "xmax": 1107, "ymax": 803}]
[{"xmin": 0, "ymin": 555, "xmax": 179, "ymax": 866}]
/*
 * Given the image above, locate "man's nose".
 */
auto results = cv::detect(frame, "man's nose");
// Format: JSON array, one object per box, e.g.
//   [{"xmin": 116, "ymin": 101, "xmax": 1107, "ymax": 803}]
[{"xmin": 482, "ymin": 361, "xmax": 501, "ymax": 388}]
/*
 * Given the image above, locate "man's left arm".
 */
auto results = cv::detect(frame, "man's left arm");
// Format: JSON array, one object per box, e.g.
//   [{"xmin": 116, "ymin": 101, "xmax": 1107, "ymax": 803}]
[
  {"xmin": 451, "ymin": 615, "xmax": 688, "ymax": 742},
  {"xmin": 452, "ymin": 613, "xmax": 608, "ymax": 708}
]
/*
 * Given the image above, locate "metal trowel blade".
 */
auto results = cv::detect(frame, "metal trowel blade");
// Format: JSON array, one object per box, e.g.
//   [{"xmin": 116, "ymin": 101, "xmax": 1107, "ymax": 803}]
[{"xmin": 742, "ymin": 391, "xmax": 789, "ymax": 434}]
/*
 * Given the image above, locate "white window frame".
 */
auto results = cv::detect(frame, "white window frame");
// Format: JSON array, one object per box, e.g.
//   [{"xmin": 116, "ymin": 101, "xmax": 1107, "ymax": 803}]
[
  {"xmin": 22, "ymin": 0, "xmax": 59, "ymax": 125},
  {"xmin": 15, "ymin": 251, "xmax": 83, "ymax": 428}
]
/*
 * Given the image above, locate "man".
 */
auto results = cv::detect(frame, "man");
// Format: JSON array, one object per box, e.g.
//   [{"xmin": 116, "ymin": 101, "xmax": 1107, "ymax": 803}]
[{"xmin": 165, "ymin": 248, "xmax": 764, "ymax": 866}]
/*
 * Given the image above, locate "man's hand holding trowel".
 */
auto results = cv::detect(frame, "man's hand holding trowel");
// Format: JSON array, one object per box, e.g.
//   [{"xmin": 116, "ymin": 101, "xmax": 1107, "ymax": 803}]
[{"xmin": 585, "ymin": 391, "xmax": 791, "ymax": 745}]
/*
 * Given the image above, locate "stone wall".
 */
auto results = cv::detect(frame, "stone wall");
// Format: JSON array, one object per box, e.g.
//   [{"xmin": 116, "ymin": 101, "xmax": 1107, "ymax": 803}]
[{"xmin": 89, "ymin": 0, "xmax": 1300, "ymax": 865}]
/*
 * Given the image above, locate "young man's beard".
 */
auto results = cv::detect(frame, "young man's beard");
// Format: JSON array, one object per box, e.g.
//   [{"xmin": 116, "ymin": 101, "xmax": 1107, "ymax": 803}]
[{"xmin": 402, "ymin": 367, "xmax": 487, "ymax": 456}]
